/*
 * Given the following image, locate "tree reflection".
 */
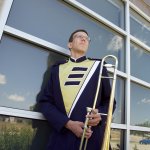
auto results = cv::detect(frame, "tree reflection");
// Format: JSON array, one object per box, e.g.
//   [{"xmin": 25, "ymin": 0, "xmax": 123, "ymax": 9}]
[{"xmin": 30, "ymin": 51, "xmax": 68, "ymax": 150}]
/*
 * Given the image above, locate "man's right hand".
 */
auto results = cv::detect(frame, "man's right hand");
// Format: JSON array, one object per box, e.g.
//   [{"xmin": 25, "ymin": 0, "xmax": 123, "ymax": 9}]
[{"xmin": 65, "ymin": 120, "xmax": 93, "ymax": 139}]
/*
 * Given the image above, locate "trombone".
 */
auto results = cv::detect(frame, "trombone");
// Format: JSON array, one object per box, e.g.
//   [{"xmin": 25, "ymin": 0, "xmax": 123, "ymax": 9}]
[{"xmin": 79, "ymin": 55, "xmax": 118, "ymax": 150}]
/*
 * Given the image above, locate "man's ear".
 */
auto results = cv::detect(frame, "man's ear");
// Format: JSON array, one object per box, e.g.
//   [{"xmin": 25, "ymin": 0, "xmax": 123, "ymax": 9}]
[{"xmin": 68, "ymin": 42, "xmax": 72, "ymax": 49}]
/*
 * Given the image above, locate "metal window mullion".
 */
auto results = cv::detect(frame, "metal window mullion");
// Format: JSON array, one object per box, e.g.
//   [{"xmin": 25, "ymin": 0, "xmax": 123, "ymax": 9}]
[
  {"xmin": 107, "ymin": 68, "xmax": 127, "ymax": 79},
  {"xmin": 4, "ymin": 25, "xmax": 70, "ymax": 56},
  {"xmin": 130, "ymin": 125, "xmax": 150, "ymax": 132},
  {"xmin": 130, "ymin": 35, "xmax": 150, "ymax": 53},
  {"xmin": 125, "ymin": 0, "xmax": 130, "ymax": 150},
  {"xmin": 0, "ymin": 106, "xmax": 45, "ymax": 120},
  {"xmin": 130, "ymin": 76, "xmax": 150, "ymax": 89},
  {"xmin": 4, "ymin": 26, "xmax": 132, "ymax": 79},
  {"xmin": 111, "ymin": 123, "xmax": 127, "ymax": 130},
  {"xmin": 4, "ymin": 25, "xmax": 128, "ymax": 78},
  {"xmin": 0, "ymin": 0, "xmax": 13, "ymax": 40},
  {"xmin": 63, "ymin": 0, "xmax": 127, "ymax": 36}
]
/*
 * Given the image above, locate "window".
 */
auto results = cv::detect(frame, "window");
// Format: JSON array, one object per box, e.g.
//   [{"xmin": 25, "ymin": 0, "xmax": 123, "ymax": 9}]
[
  {"xmin": 0, "ymin": 34, "xmax": 67, "ymax": 110},
  {"xmin": 0, "ymin": 115, "xmax": 51, "ymax": 150},
  {"xmin": 131, "ymin": 43, "xmax": 150, "ymax": 83},
  {"xmin": 130, "ymin": 9, "xmax": 150, "ymax": 47},
  {"xmin": 112, "ymin": 76, "xmax": 125, "ymax": 124},
  {"xmin": 130, "ymin": 130, "xmax": 150, "ymax": 150},
  {"xmin": 110, "ymin": 129, "xmax": 124, "ymax": 150},
  {"xmin": 131, "ymin": 82, "xmax": 150, "ymax": 127},
  {"xmin": 76, "ymin": 0, "xmax": 125, "ymax": 29},
  {"xmin": 6, "ymin": 0, "xmax": 125, "ymax": 72}
]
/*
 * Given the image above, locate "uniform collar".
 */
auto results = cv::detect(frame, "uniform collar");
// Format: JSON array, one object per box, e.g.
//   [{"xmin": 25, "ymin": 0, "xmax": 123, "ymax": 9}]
[{"xmin": 70, "ymin": 56, "xmax": 87, "ymax": 63}]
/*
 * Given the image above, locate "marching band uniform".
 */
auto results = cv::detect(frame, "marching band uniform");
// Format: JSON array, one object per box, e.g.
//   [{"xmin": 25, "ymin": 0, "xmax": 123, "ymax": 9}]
[{"xmin": 39, "ymin": 56, "xmax": 116, "ymax": 150}]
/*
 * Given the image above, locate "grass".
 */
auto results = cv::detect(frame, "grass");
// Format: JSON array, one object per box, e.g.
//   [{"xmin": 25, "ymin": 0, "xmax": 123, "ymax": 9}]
[{"xmin": 0, "ymin": 122, "xmax": 36, "ymax": 150}]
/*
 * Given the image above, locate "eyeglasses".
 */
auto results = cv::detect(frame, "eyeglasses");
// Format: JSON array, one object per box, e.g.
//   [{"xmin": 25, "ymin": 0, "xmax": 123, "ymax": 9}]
[{"xmin": 73, "ymin": 34, "xmax": 91, "ymax": 42}]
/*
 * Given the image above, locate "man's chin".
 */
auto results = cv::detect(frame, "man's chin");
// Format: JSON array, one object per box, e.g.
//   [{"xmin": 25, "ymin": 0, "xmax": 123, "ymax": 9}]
[{"xmin": 76, "ymin": 49, "xmax": 87, "ymax": 53}]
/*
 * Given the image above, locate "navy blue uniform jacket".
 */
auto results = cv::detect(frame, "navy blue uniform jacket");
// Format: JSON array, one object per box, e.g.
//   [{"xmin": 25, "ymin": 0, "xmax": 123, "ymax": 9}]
[{"xmin": 39, "ymin": 57, "xmax": 116, "ymax": 150}]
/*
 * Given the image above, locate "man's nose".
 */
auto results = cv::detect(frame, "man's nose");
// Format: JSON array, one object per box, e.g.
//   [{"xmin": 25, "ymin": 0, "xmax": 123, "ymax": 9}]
[{"xmin": 81, "ymin": 37, "xmax": 86, "ymax": 41}]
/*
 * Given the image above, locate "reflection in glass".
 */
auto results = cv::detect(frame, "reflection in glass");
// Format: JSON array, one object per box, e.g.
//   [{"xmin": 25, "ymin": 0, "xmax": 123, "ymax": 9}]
[
  {"xmin": 130, "ymin": 130, "xmax": 150, "ymax": 150},
  {"xmin": 0, "ymin": 115, "xmax": 51, "ymax": 150},
  {"xmin": 6, "ymin": 0, "xmax": 125, "ymax": 71},
  {"xmin": 130, "ymin": 9, "xmax": 150, "ymax": 47},
  {"xmin": 131, "ymin": 43, "xmax": 150, "ymax": 83},
  {"xmin": 76, "ymin": 0, "xmax": 125, "ymax": 28},
  {"xmin": 110, "ymin": 129, "xmax": 124, "ymax": 150},
  {"xmin": 0, "ymin": 0, "xmax": 4, "ymax": 16},
  {"xmin": 0, "ymin": 116, "xmax": 125, "ymax": 150},
  {"xmin": 131, "ymin": 82, "xmax": 150, "ymax": 127},
  {"xmin": 111, "ymin": 76, "xmax": 125, "ymax": 124},
  {"xmin": 0, "ymin": 34, "xmax": 67, "ymax": 110},
  {"xmin": 87, "ymin": 29, "xmax": 124, "ymax": 72}
]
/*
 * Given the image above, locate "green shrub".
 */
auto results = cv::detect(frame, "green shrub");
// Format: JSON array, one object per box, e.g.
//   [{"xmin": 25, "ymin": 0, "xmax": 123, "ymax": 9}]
[{"xmin": 0, "ymin": 123, "xmax": 36, "ymax": 150}]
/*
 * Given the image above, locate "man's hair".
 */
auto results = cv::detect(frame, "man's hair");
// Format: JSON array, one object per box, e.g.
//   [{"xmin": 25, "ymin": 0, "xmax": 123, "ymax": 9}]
[{"xmin": 68, "ymin": 29, "xmax": 89, "ymax": 42}]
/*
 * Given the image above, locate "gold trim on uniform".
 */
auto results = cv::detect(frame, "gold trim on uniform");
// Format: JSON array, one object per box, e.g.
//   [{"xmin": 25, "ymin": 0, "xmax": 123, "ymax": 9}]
[{"xmin": 59, "ymin": 59, "xmax": 95, "ymax": 114}]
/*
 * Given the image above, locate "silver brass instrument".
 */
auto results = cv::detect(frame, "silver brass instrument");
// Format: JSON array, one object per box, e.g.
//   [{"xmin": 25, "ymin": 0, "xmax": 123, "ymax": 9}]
[{"xmin": 79, "ymin": 55, "xmax": 118, "ymax": 150}]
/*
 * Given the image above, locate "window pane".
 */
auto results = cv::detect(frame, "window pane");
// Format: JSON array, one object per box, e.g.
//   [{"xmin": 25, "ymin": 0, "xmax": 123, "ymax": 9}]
[
  {"xmin": 0, "ymin": 115, "xmax": 125, "ymax": 150},
  {"xmin": 6, "ymin": 0, "xmax": 125, "ymax": 71},
  {"xmin": 76, "ymin": 0, "xmax": 125, "ymax": 29},
  {"xmin": 0, "ymin": 34, "xmax": 67, "ymax": 110},
  {"xmin": 130, "ymin": 9, "xmax": 150, "ymax": 47},
  {"xmin": 130, "ymin": 130, "xmax": 150, "ymax": 150},
  {"xmin": 112, "ymin": 76, "xmax": 125, "ymax": 124},
  {"xmin": 87, "ymin": 29, "xmax": 124, "ymax": 72},
  {"xmin": 0, "ymin": 115, "xmax": 51, "ymax": 150},
  {"xmin": 131, "ymin": 82, "xmax": 150, "ymax": 127},
  {"xmin": 131, "ymin": 43, "xmax": 150, "ymax": 83},
  {"xmin": 110, "ymin": 129, "xmax": 124, "ymax": 150}
]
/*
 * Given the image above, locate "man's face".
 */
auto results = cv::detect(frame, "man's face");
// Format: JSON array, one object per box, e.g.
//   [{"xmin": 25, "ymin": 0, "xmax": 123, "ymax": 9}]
[{"xmin": 68, "ymin": 31, "xmax": 90, "ymax": 54}]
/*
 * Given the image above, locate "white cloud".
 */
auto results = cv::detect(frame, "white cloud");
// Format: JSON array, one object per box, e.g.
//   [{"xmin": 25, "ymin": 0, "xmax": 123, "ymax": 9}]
[
  {"xmin": 92, "ymin": 35, "xmax": 102, "ymax": 42},
  {"xmin": 0, "ymin": 73, "xmax": 6, "ymax": 85},
  {"xmin": 132, "ymin": 45, "xmax": 144, "ymax": 58},
  {"xmin": 8, "ymin": 94, "xmax": 25, "ymax": 102},
  {"xmin": 137, "ymin": 101, "xmax": 140, "ymax": 105},
  {"xmin": 141, "ymin": 98, "xmax": 150, "ymax": 104},
  {"xmin": 107, "ymin": 35, "xmax": 123, "ymax": 52}
]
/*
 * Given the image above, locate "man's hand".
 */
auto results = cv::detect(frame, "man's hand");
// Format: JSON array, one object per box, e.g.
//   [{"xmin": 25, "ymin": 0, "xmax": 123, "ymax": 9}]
[
  {"xmin": 87, "ymin": 109, "xmax": 101, "ymax": 126},
  {"xmin": 65, "ymin": 120, "xmax": 93, "ymax": 139}
]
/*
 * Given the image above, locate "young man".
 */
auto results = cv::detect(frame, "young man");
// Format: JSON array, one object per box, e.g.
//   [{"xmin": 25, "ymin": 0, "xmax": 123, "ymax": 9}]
[{"xmin": 39, "ymin": 29, "xmax": 116, "ymax": 150}]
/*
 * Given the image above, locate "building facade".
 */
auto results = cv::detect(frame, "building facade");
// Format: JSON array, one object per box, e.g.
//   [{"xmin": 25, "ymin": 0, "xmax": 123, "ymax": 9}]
[{"xmin": 0, "ymin": 0, "xmax": 150, "ymax": 149}]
